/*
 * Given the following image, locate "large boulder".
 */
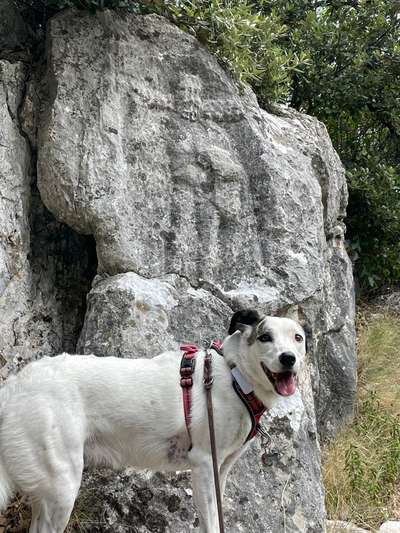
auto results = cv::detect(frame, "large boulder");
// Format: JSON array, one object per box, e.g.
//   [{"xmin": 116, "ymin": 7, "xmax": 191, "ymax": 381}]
[
  {"xmin": 0, "ymin": 7, "xmax": 357, "ymax": 533},
  {"xmin": 77, "ymin": 272, "xmax": 232, "ymax": 357},
  {"xmin": 77, "ymin": 272, "xmax": 324, "ymax": 531},
  {"xmin": 34, "ymin": 9, "xmax": 357, "ymax": 532},
  {"xmin": 38, "ymin": 8, "xmax": 356, "ymax": 435},
  {"xmin": 77, "ymin": 272, "xmax": 324, "ymax": 532},
  {"xmin": 38, "ymin": 10, "xmax": 326, "ymax": 301}
]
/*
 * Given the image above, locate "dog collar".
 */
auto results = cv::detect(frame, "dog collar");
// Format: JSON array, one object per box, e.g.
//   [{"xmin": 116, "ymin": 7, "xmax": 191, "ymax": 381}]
[
  {"xmin": 230, "ymin": 366, "xmax": 267, "ymax": 442},
  {"xmin": 209, "ymin": 341, "xmax": 267, "ymax": 442}
]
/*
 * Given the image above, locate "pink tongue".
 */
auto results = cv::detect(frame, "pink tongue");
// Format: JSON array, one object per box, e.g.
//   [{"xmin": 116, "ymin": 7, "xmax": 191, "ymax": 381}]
[{"xmin": 275, "ymin": 373, "xmax": 296, "ymax": 396}]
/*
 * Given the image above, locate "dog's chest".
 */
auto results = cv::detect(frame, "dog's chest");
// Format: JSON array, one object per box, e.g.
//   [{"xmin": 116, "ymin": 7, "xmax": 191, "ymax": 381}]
[{"xmin": 166, "ymin": 434, "xmax": 190, "ymax": 465}]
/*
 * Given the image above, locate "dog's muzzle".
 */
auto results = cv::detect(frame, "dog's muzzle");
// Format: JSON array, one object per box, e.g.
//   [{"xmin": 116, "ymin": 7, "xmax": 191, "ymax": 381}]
[{"xmin": 261, "ymin": 362, "xmax": 297, "ymax": 396}]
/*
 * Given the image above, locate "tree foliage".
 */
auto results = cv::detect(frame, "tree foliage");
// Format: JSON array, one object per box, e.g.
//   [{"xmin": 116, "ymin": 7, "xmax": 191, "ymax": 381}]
[
  {"xmin": 15, "ymin": 0, "xmax": 400, "ymax": 291},
  {"xmin": 269, "ymin": 0, "xmax": 400, "ymax": 291}
]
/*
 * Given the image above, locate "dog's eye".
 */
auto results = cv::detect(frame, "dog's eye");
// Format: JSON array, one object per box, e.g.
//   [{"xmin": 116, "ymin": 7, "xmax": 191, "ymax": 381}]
[
  {"xmin": 295, "ymin": 334, "xmax": 303, "ymax": 342},
  {"xmin": 258, "ymin": 333, "xmax": 273, "ymax": 343}
]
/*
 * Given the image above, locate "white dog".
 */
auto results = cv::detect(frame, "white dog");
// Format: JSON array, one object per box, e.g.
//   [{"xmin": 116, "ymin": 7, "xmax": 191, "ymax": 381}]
[{"xmin": 0, "ymin": 309, "xmax": 306, "ymax": 533}]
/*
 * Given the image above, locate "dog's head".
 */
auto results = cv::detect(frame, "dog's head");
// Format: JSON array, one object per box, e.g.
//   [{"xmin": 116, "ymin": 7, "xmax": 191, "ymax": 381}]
[{"xmin": 223, "ymin": 309, "xmax": 307, "ymax": 399}]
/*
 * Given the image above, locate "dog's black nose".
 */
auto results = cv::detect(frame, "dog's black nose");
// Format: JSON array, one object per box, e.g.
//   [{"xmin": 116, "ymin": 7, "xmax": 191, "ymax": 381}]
[{"xmin": 279, "ymin": 352, "xmax": 296, "ymax": 368}]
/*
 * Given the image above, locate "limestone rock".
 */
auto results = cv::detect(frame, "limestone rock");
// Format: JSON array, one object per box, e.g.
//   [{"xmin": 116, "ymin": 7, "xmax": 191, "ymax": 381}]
[
  {"xmin": 326, "ymin": 520, "xmax": 369, "ymax": 533},
  {"xmin": 379, "ymin": 522, "xmax": 400, "ymax": 533},
  {"xmin": 38, "ymin": 11, "xmax": 325, "ymax": 300},
  {"xmin": 77, "ymin": 272, "xmax": 324, "ymax": 533},
  {"xmin": 0, "ymin": 61, "xmax": 29, "ymax": 297},
  {"xmin": 0, "ymin": 7, "xmax": 358, "ymax": 533},
  {"xmin": 314, "ymin": 234, "xmax": 356, "ymax": 439},
  {"xmin": 0, "ymin": 0, "xmax": 29, "ymax": 51},
  {"xmin": 0, "ymin": 61, "xmax": 97, "ymax": 379},
  {"xmin": 38, "ymin": 10, "xmax": 356, "ymax": 443},
  {"xmin": 0, "ymin": 60, "xmax": 32, "ymax": 372},
  {"xmin": 33, "ymin": 9, "xmax": 359, "ymax": 531},
  {"xmin": 77, "ymin": 272, "xmax": 232, "ymax": 357}
]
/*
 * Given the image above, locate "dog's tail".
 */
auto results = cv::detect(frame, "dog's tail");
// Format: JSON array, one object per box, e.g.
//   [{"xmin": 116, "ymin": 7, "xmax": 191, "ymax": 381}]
[{"xmin": 0, "ymin": 457, "xmax": 13, "ymax": 512}]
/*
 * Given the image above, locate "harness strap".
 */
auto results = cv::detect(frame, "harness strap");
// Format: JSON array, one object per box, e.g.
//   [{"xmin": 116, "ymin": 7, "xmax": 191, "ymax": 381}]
[
  {"xmin": 180, "ymin": 341, "xmax": 267, "ymax": 445},
  {"xmin": 211, "ymin": 339, "xmax": 267, "ymax": 442},
  {"xmin": 231, "ymin": 377, "xmax": 267, "ymax": 441},
  {"xmin": 180, "ymin": 344, "xmax": 198, "ymax": 450},
  {"xmin": 179, "ymin": 340, "xmax": 265, "ymax": 533}
]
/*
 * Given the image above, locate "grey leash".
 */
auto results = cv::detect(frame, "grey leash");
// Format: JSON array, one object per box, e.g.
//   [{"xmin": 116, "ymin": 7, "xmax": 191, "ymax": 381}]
[{"xmin": 203, "ymin": 349, "xmax": 225, "ymax": 533}]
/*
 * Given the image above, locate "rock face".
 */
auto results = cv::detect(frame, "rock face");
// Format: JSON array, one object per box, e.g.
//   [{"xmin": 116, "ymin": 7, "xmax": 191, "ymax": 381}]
[
  {"xmin": 38, "ymin": 8, "xmax": 356, "ymax": 438},
  {"xmin": 0, "ymin": 8, "xmax": 357, "ymax": 533},
  {"xmin": 0, "ymin": 60, "xmax": 97, "ymax": 378},
  {"xmin": 326, "ymin": 521, "xmax": 369, "ymax": 533},
  {"xmin": 0, "ymin": 60, "xmax": 31, "ymax": 371},
  {"xmin": 0, "ymin": 0, "xmax": 29, "ymax": 52},
  {"xmin": 77, "ymin": 272, "xmax": 323, "ymax": 532},
  {"xmin": 378, "ymin": 522, "xmax": 400, "ymax": 533}
]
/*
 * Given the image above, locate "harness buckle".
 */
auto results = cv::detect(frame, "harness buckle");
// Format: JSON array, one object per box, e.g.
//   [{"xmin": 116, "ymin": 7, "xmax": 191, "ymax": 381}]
[
  {"xmin": 180, "ymin": 376, "xmax": 193, "ymax": 388},
  {"xmin": 180, "ymin": 355, "xmax": 196, "ymax": 388},
  {"xmin": 180, "ymin": 364, "xmax": 195, "ymax": 377}
]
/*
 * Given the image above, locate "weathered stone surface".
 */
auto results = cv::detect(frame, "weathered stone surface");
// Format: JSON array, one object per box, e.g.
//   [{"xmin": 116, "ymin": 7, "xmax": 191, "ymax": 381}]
[
  {"xmin": 77, "ymin": 272, "xmax": 232, "ymax": 357},
  {"xmin": 75, "ymin": 469, "xmax": 195, "ymax": 533},
  {"xmin": 77, "ymin": 273, "xmax": 324, "ymax": 533},
  {"xmin": 33, "ymin": 9, "xmax": 358, "ymax": 532},
  {"xmin": 326, "ymin": 521, "xmax": 369, "ymax": 533},
  {"xmin": 379, "ymin": 522, "xmax": 400, "ymax": 533},
  {"xmin": 0, "ymin": 0, "xmax": 29, "ymax": 51},
  {"xmin": 38, "ymin": 11, "xmax": 325, "ymax": 302},
  {"xmin": 0, "ymin": 7, "xmax": 358, "ymax": 533},
  {"xmin": 0, "ymin": 61, "xmax": 29, "ymax": 296},
  {"xmin": 0, "ymin": 61, "xmax": 97, "ymax": 380},
  {"xmin": 38, "ymin": 9, "xmax": 356, "ymax": 434},
  {"xmin": 313, "ymin": 233, "xmax": 356, "ymax": 439},
  {"xmin": 0, "ymin": 60, "xmax": 32, "ymax": 372}
]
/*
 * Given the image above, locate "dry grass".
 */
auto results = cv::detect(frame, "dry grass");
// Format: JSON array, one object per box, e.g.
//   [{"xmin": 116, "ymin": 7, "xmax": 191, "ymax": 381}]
[
  {"xmin": 0, "ymin": 490, "xmax": 103, "ymax": 533},
  {"xmin": 324, "ymin": 308, "xmax": 400, "ymax": 531},
  {"xmin": 0, "ymin": 495, "xmax": 30, "ymax": 532}
]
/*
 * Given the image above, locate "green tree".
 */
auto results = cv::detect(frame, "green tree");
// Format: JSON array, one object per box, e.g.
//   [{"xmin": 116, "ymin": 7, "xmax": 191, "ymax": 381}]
[{"xmin": 267, "ymin": 0, "xmax": 400, "ymax": 290}]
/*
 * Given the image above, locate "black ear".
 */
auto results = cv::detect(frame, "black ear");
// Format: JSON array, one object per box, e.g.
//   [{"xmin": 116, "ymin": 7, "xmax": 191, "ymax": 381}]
[{"xmin": 228, "ymin": 309, "xmax": 261, "ymax": 335}]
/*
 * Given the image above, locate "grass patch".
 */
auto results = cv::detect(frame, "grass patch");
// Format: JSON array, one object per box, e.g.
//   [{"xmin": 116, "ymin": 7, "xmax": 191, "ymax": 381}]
[{"xmin": 324, "ymin": 309, "xmax": 400, "ymax": 530}]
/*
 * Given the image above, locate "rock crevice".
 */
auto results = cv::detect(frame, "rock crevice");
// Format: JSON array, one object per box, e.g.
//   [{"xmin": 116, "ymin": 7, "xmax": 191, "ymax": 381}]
[{"xmin": 0, "ymin": 57, "xmax": 98, "ymax": 377}]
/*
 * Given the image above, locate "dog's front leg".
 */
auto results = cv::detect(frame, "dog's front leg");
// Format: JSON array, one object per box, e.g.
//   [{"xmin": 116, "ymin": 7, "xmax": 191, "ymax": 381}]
[
  {"xmin": 191, "ymin": 458, "xmax": 219, "ymax": 533},
  {"xmin": 28, "ymin": 502, "xmax": 40, "ymax": 533},
  {"xmin": 219, "ymin": 448, "xmax": 243, "ymax": 498}
]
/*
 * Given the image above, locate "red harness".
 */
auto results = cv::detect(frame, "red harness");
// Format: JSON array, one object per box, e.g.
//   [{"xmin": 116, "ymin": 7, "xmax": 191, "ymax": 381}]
[{"xmin": 179, "ymin": 341, "xmax": 267, "ymax": 448}]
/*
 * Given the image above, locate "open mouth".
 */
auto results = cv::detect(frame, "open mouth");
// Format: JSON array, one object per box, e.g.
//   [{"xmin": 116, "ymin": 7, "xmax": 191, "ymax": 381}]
[{"xmin": 261, "ymin": 362, "xmax": 297, "ymax": 397}]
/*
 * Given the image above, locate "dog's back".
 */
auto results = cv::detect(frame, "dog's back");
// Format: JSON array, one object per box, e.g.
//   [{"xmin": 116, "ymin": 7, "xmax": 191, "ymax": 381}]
[{"xmin": 0, "ymin": 350, "xmax": 191, "ymax": 514}]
